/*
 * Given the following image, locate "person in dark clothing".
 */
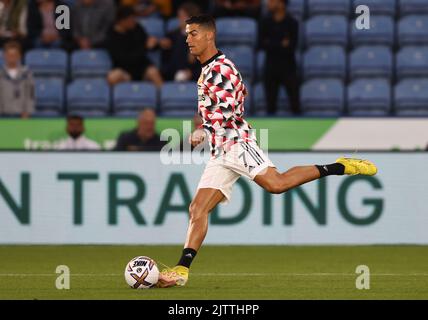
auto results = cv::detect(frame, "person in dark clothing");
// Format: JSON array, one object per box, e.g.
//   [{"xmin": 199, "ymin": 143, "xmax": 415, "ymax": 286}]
[
  {"xmin": 159, "ymin": 1, "xmax": 200, "ymax": 81},
  {"xmin": 115, "ymin": 108, "xmax": 167, "ymax": 151},
  {"xmin": 259, "ymin": 0, "xmax": 300, "ymax": 115},
  {"xmin": 213, "ymin": 0, "xmax": 261, "ymax": 19},
  {"xmin": 106, "ymin": 6, "xmax": 163, "ymax": 87},
  {"xmin": 27, "ymin": 0, "xmax": 73, "ymax": 50}
]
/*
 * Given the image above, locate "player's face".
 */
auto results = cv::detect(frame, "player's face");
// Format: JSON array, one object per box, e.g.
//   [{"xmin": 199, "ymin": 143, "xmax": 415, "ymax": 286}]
[{"xmin": 185, "ymin": 24, "xmax": 209, "ymax": 57}]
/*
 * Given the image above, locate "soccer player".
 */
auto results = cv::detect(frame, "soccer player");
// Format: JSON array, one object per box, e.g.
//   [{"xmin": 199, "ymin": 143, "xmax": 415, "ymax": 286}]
[{"xmin": 157, "ymin": 15, "xmax": 377, "ymax": 288}]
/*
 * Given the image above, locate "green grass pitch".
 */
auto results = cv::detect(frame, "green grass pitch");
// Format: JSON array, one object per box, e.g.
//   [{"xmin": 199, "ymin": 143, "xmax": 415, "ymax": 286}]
[{"xmin": 1, "ymin": 245, "xmax": 428, "ymax": 300}]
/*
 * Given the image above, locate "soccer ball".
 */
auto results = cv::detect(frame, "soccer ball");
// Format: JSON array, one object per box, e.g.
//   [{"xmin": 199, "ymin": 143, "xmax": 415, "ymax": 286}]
[{"xmin": 124, "ymin": 256, "xmax": 159, "ymax": 289}]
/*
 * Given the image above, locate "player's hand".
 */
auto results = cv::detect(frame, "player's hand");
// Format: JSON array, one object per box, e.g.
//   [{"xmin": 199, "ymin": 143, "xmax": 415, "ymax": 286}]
[{"xmin": 189, "ymin": 129, "xmax": 206, "ymax": 147}]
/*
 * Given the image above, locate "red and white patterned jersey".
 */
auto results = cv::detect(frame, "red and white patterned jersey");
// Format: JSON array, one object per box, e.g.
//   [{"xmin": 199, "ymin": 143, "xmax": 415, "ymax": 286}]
[{"xmin": 197, "ymin": 51, "xmax": 256, "ymax": 157}]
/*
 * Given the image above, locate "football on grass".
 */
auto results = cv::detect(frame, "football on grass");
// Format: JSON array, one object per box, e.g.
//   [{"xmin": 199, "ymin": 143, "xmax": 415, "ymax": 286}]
[{"xmin": 124, "ymin": 256, "xmax": 159, "ymax": 289}]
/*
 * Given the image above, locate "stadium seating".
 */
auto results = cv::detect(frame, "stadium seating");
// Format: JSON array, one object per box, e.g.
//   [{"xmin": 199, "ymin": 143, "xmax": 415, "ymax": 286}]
[
  {"xmin": 216, "ymin": 18, "xmax": 258, "ymax": 47},
  {"xmin": 347, "ymin": 79, "xmax": 392, "ymax": 116},
  {"xmin": 139, "ymin": 17, "xmax": 165, "ymax": 38},
  {"xmin": 70, "ymin": 49, "xmax": 112, "ymax": 79},
  {"xmin": 221, "ymin": 46, "xmax": 255, "ymax": 82},
  {"xmin": 349, "ymin": 46, "xmax": 393, "ymax": 80},
  {"xmin": 147, "ymin": 50, "xmax": 161, "ymax": 68},
  {"xmin": 396, "ymin": 46, "xmax": 428, "ymax": 79},
  {"xmin": 301, "ymin": 79, "xmax": 345, "ymax": 116},
  {"xmin": 399, "ymin": 0, "xmax": 428, "ymax": 16},
  {"xmin": 351, "ymin": 15, "xmax": 395, "ymax": 47},
  {"xmin": 252, "ymin": 82, "xmax": 292, "ymax": 115},
  {"xmin": 303, "ymin": 46, "xmax": 346, "ymax": 80},
  {"xmin": 305, "ymin": 15, "xmax": 348, "ymax": 47},
  {"xmin": 160, "ymin": 82, "xmax": 197, "ymax": 116},
  {"xmin": 166, "ymin": 18, "xmax": 179, "ymax": 33},
  {"xmin": 307, "ymin": 0, "xmax": 351, "ymax": 16},
  {"xmin": 394, "ymin": 79, "xmax": 428, "ymax": 116},
  {"xmin": 24, "ymin": 49, "xmax": 68, "ymax": 79},
  {"xmin": 353, "ymin": 0, "xmax": 396, "ymax": 16},
  {"xmin": 67, "ymin": 79, "xmax": 110, "ymax": 116},
  {"xmin": 34, "ymin": 78, "xmax": 64, "ymax": 116},
  {"xmin": 113, "ymin": 82, "xmax": 157, "ymax": 116},
  {"xmin": 288, "ymin": 0, "xmax": 305, "ymax": 20},
  {"xmin": 398, "ymin": 15, "xmax": 428, "ymax": 46}
]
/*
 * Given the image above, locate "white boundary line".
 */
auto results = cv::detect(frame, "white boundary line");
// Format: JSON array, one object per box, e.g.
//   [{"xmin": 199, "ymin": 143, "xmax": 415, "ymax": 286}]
[{"xmin": 1, "ymin": 273, "xmax": 428, "ymax": 277}]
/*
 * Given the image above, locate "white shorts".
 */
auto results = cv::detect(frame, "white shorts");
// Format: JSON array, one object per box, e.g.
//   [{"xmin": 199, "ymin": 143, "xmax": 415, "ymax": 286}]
[{"xmin": 197, "ymin": 141, "xmax": 276, "ymax": 204}]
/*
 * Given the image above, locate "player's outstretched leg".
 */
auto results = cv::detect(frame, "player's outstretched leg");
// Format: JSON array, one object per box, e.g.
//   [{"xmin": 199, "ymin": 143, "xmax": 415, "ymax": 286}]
[
  {"xmin": 254, "ymin": 157, "xmax": 377, "ymax": 194},
  {"xmin": 157, "ymin": 188, "xmax": 224, "ymax": 288}
]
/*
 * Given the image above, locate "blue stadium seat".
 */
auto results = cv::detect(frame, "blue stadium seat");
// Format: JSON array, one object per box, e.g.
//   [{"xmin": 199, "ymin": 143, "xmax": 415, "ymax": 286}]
[
  {"xmin": 303, "ymin": 46, "xmax": 346, "ymax": 80},
  {"xmin": 349, "ymin": 46, "xmax": 393, "ymax": 80},
  {"xmin": 398, "ymin": 15, "xmax": 428, "ymax": 46},
  {"xmin": 71, "ymin": 49, "xmax": 112, "ymax": 79},
  {"xmin": 288, "ymin": 0, "xmax": 305, "ymax": 20},
  {"xmin": 396, "ymin": 46, "xmax": 428, "ymax": 79},
  {"xmin": 147, "ymin": 50, "xmax": 161, "ymax": 68},
  {"xmin": 399, "ymin": 0, "xmax": 428, "ymax": 16},
  {"xmin": 139, "ymin": 17, "xmax": 165, "ymax": 38},
  {"xmin": 216, "ymin": 18, "xmax": 257, "ymax": 47},
  {"xmin": 353, "ymin": 0, "xmax": 396, "ymax": 16},
  {"xmin": 394, "ymin": 79, "xmax": 428, "ymax": 116},
  {"xmin": 307, "ymin": 0, "xmax": 351, "ymax": 16},
  {"xmin": 305, "ymin": 15, "xmax": 348, "ymax": 47},
  {"xmin": 166, "ymin": 18, "xmax": 179, "ymax": 33},
  {"xmin": 24, "ymin": 49, "xmax": 68, "ymax": 78},
  {"xmin": 301, "ymin": 79, "xmax": 345, "ymax": 116},
  {"xmin": 34, "ymin": 78, "xmax": 64, "ymax": 116},
  {"xmin": 113, "ymin": 82, "xmax": 157, "ymax": 117},
  {"xmin": 160, "ymin": 82, "xmax": 197, "ymax": 116},
  {"xmin": 351, "ymin": 15, "xmax": 394, "ymax": 47},
  {"xmin": 252, "ymin": 82, "xmax": 292, "ymax": 115},
  {"xmin": 221, "ymin": 46, "xmax": 255, "ymax": 82},
  {"xmin": 347, "ymin": 79, "xmax": 391, "ymax": 116},
  {"xmin": 67, "ymin": 79, "xmax": 110, "ymax": 116},
  {"xmin": 0, "ymin": 50, "xmax": 3, "ymax": 66}
]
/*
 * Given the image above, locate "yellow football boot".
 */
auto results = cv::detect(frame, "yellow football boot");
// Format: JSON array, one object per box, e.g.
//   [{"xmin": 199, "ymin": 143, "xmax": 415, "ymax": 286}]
[
  {"xmin": 157, "ymin": 265, "xmax": 189, "ymax": 288},
  {"xmin": 335, "ymin": 157, "xmax": 378, "ymax": 176}
]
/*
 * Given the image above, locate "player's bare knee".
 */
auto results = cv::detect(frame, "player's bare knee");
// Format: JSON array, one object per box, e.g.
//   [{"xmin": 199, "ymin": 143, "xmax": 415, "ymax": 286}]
[{"xmin": 264, "ymin": 181, "xmax": 283, "ymax": 194}]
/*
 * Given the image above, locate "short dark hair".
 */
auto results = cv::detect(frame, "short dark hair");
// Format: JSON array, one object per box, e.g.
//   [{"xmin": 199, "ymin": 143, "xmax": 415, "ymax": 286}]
[
  {"xmin": 3, "ymin": 40, "xmax": 22, "ymax": 53},
  {"xmin": 67, "ymin": 114, "xmax": 84, "ymax": 122},
  {"xmin": 185, "ymin": 14, "xmax": 216, "ymax": 32},
  {"xmin": 116, "ymin": 6, "xmax": 136, "ymax": 22}
]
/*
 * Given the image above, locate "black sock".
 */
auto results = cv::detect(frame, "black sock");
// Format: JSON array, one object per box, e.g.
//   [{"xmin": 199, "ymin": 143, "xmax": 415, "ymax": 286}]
[
  {"xmin": 316, "ymin": 163, "xmax": 345, "ymax": 177},
  {"xmin": 177, "ymin": 248, "xmax": 197, "ymax": 268}
]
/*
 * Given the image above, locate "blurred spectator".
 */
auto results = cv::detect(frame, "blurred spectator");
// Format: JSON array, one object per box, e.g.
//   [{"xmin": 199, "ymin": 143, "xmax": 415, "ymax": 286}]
[
  {"xmin": 118, "ymin": 0, "xmax": 172, "ymax": 18},
  {"xmin": 56, "ymin": 115, "xmax": 101, "ymax": 150},
  {"xmin": 27, "ymin": 0, "xmax": 72, "ymax": 50},
  {"xmin": 106, "ymin": 6, "xmax": 163, "ymax": 87},
  {"xmin": 0, "ymin": 41, "xmax": 34, "ymax": 118},
  {"xmin": 172, "ymin": 0, "xmax": 210, "ymax": 15},
  {"xmin": 159, "ymin": 1, "xmax": 200, "ymax": 81},
  {"xmin": 114, "ymin": 108, "xmax": 167, "ymax": 151},
  {"xmin": 0, "ymin": 0, "xmax": 28, "ymax": 47},
  {"xmin": 213, "ymin": 0, "xmax": 261, "ymax": 19},
  {"xmin": 259, "ymin": 0, "xmax": 300, "ymax": 115},
  {"xmin": 72, "ymin": 0, "xmax": 116, "ymax": 49}
]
